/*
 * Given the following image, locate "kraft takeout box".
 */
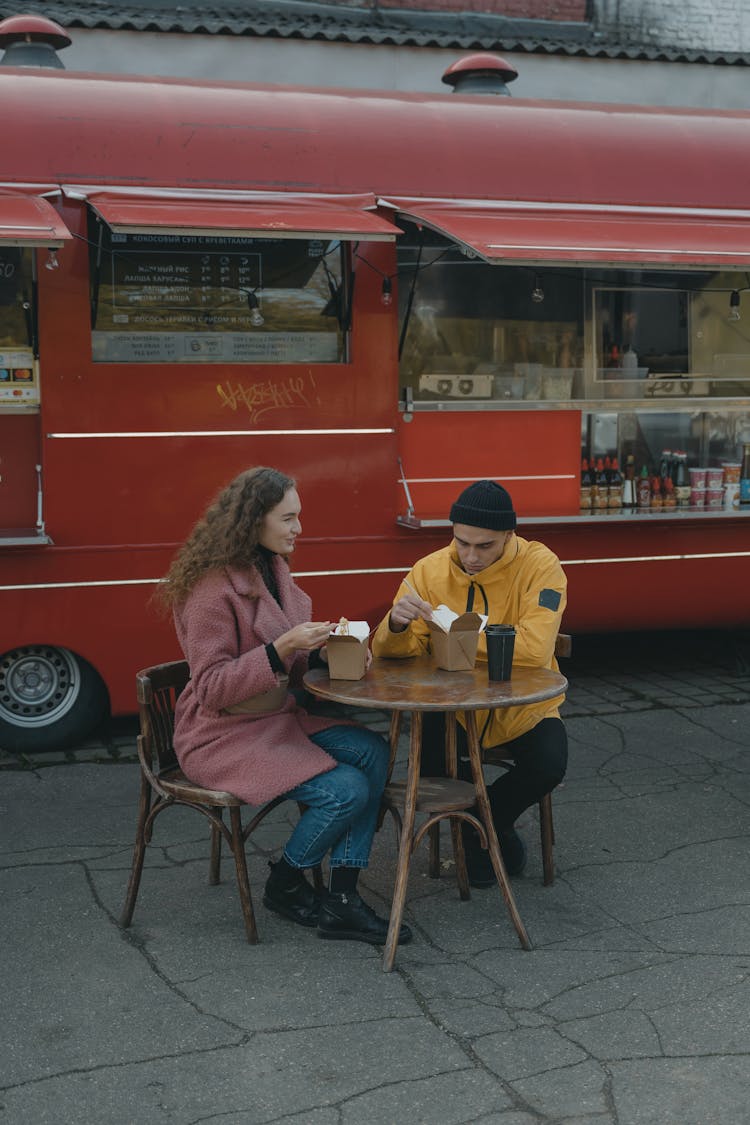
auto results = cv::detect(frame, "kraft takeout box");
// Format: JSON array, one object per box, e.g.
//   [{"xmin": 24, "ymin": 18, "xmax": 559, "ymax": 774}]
[
  {"xmin": 428, "ymin": 605, "xmax": 487, "ymax": 671},
  {"xmin": 326, "ymin": 620, "xmax": 370, "ymax": 680}
]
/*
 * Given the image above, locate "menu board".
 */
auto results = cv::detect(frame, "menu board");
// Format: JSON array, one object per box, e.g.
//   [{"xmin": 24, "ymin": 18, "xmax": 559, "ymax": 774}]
[
  {"xmin": 91, "ymin": 234, "xmax": 344, "ymax": 364},
  {"xmin": 110, "ymin": 245, "xmax": 261, "ymax": 312}
]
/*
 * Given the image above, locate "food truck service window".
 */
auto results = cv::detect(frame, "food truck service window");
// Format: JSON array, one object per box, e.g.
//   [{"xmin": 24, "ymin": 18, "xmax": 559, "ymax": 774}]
[
  {"xmin": 89, "ymin": 223, "xmax": 348, "ymax": 364},
  {"xmin": 396, "ymin": 224, "xmax": 750, "ymax": 405}
]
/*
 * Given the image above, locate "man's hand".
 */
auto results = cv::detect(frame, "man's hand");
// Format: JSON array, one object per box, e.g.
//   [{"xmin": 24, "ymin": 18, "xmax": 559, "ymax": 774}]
[{"xmin": 389, "ymin": 592, "xmax": 433, "ymax": 633}]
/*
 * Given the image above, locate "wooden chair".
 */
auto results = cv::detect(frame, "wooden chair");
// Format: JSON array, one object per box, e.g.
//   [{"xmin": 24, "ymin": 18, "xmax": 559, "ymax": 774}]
[
  {"xmin": 381, "ymin": 712, "xmax": 475, "ymax": 902},
  {"xmin": 382, "ymin": 633, "xmax": 571, "ymax": 890},
  {"xmin": 119, "ymin": 660, "xmax": 321, "ymax": 944},
  {"xmin": 480, "ymin": 632, "xmax": 571, "ymax": 886}
]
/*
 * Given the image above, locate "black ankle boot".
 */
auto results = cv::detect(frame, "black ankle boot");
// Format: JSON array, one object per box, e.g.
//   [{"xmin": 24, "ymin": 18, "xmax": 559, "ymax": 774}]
[
  {"xmin": 263, "ymin": 861, "xmax": 321, "ymax": 928},
  {"xmin": 318, "ymin": 891, "xmax": 412, "ymax": 946}
]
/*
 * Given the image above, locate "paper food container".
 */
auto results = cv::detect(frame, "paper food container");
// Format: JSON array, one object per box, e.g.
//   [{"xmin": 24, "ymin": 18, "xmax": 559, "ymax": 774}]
[
  {"xmin": 427, "ymin": 606, "xmax": 487, "ymax": 671},
  {"xmin": 327, "ymin": 619, "xmax": 370, "ymax": 680}
]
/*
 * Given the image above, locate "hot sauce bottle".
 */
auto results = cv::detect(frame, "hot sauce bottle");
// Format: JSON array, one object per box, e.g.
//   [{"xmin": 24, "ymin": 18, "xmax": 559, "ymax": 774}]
[
  {"xmin": 593, "ymin": 458, "xmax": 609, "ymax": 510},
  {"xmin": 580, "ymin": 458, "xmax": 593, "ymax": 511},
  {"xmin": 608, "ymin": 458, "xmax": 623, "ymax": 509},
  {"xmin": 662, "ymin": 476, "xmax": 677, "ymax": 509},
  {"xmin": 637, "ymin": 464, "xmax": 651, "ymax": 509},
  {"xmin": 651, "ymin": 476, "xmax": 663, "ymax": 510}
]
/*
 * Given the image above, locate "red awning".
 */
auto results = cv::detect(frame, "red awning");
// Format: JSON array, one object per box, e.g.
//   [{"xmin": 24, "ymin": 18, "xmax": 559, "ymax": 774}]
[
  {"xmin": 74, "ymin": 190, "xmax": 401, "ymax": 241},
  {"xmin": 382, "ymin": 198, "xmax": 750, "ymax": 267},
  {"xmin": 0, "ymin": 193, "xmax": 71, "ymax": 247}
]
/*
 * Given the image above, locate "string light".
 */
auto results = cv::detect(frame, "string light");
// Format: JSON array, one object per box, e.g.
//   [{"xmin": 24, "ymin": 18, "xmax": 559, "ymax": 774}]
[
  {"xmin": 45, "ymin": 249, "xmax": 59, "ymax": 271},
  {"xmin": 531, "ymin": 273, "xmax": 545, "ymax": 303},
  {"xmin": 351, "ymin": 251, "xmax": 396, "ymax": 308}
]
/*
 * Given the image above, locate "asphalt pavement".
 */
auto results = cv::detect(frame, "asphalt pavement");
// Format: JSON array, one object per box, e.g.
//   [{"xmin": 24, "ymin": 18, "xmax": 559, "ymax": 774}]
[{"xmin": 2, "ymin": 629, "xmax": 749, "ymax": 1124}]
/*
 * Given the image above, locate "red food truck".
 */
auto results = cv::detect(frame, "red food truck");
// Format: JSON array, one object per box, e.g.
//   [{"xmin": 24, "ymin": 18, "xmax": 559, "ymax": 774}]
[{"xmin": 2, "ymin": 21, "xmax": 750, "ymax": 750}]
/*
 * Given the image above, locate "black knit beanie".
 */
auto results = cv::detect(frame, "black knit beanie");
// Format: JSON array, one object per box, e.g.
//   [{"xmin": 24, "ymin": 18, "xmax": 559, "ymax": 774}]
[{"xmin": 449, "ymin": 479, "xmax": 517, "ymax": 531}]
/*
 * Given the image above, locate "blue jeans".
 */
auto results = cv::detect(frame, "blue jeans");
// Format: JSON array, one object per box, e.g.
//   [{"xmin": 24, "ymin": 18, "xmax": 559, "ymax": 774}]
[{"xmin": 282, "ymin": 724, "xmax": 388, "ymax": 870}]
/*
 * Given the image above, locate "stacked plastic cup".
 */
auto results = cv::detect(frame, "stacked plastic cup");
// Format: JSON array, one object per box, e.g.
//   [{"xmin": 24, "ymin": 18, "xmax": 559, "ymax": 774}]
[{"xmin": 688, "ymin": 466, "xmax": 706, "ymax": 508}]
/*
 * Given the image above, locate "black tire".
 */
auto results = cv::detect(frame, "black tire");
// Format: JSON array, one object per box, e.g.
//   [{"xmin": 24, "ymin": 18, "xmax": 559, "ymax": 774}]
[{"xmin": 0, "ymin": 646, "xmax": 109, "ymax": 754}]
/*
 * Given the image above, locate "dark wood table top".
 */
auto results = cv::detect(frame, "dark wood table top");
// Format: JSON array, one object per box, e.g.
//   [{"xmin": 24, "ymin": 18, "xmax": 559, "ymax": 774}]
[{"xmin": 304, "ymin": 657, "xmax": 567, "ymax": 713}]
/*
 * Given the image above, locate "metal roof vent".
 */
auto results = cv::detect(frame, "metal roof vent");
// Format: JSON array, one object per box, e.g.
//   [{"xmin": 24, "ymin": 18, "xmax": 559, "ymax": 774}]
[
  {"xmin": 0, "ymin": 14, "xmax": 71, "ymax": 69},
  {"xmin": 442, "ymin": 53, "xmax": 518, "ymax": 97}
]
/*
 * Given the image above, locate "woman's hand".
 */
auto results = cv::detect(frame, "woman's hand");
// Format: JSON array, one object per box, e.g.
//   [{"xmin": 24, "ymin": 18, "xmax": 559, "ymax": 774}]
[
  {"xmin": 389, "ymin": 593, "xmax": 433, "ymax": 633},
  {"xmin": 274, "ymin": 621, "xmax": 332, "ymax": 662}
]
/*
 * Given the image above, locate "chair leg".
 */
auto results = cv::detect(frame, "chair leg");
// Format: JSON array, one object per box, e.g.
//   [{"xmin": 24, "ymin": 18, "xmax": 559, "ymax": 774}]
[
  {"xmin": 383, "ymin": 802, "xmax": 402, "ymax": 848},
  {"xmin": 443, "ymin": 710, "xmax": 468, "ymax": 898},
  {"xmin": 450, "ymin": 817, "xmax": 471, "ymax": 901},
  {"xmin": 228, "ymin": 806, "xmax": 260, "ymax": 944},
  {"xmin": 428, "ymin": 822, "xmax": 441, "ymax": 877},
  {"xmin": 377, "ymin": 712, "xmax": 403, "ymax": 831},
  {"xmin": 540, "ymin": 793, "xmax": 555, "ymax": 886},
  {"xmin": 119, "ymin": 772, "xmax": 152, "ymax": 929},
  {"xmin": 209, "ymin": 812, "xmax": 222, "ymax": 885}
]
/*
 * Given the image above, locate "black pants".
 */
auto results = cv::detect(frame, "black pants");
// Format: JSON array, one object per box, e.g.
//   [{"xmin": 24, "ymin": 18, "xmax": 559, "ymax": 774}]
[{"xmin": 420, "ymin": 713, "xmax": 568, "ymax": 832}]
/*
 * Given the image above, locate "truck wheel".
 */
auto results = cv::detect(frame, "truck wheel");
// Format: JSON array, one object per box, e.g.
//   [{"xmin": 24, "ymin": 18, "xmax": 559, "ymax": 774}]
[{"xmin": 0, "ymin": 646, "xmax": 109, "ymax": 754}]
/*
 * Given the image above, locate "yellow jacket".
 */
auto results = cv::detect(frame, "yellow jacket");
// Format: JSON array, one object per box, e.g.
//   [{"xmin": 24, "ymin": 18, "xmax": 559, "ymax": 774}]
[{"xmin": 372, "ymin": 533, "xmax": 567, "ymax": 747}]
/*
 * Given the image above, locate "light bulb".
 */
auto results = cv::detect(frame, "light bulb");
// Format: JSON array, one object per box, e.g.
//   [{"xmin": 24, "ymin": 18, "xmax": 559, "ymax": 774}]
[
  {"xmin": 381, "ymin": 276, "xmax": 393, "ymax": 307},
  {"xmin": 531, "ymin": 274, "xmax": 544, "ymax": 303},
  {"xmin": 729, "ymin": 290, "xmax": 741, "ymax": 322},
  {"xmin": 45, "ymin": 249, "xmax": 59, "ymax": 271}
]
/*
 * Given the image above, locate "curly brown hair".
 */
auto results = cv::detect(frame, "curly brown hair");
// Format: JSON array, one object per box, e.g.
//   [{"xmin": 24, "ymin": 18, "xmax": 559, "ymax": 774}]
[{"xmin": 159, "ymin": 466, "xmax": 296, "ymax": 607}]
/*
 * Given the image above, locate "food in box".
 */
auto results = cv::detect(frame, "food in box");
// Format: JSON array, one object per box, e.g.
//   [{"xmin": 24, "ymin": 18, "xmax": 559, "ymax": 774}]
[
  {"xmin": 327, "ymin": 618, "xmax": 370, "ymax": 680},
  {"xmin": 428, "ymin": 605, "xmax": 488, "ymax": 671}
]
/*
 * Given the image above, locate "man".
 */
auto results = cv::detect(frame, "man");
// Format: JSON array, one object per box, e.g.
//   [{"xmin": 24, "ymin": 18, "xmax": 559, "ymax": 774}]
[{"xmin": 372, "ymin": 479, "xmax": 568, "ymax": 885}]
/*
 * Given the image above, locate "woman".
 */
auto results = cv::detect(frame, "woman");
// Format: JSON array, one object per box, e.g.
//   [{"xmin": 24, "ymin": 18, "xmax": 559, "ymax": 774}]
[{"xmin": 161, "ymin": 466, "xmax": 410, "ymax": 946}]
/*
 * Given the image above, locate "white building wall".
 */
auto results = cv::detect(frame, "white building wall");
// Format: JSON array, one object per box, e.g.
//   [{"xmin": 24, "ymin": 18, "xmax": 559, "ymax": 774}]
[
  {"xmin": 596, "ymin": 0, "xmax": 750, "ymax": 53},
  {"xmin": 62, "ymin": 29, "xmax": 750, "ymax": 110}
]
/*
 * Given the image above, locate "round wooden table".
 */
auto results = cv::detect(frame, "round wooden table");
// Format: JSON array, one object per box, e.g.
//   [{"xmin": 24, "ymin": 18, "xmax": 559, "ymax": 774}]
[{"xmin": 304, "ymin": 657, "xmax": 567, "ymax": 971}]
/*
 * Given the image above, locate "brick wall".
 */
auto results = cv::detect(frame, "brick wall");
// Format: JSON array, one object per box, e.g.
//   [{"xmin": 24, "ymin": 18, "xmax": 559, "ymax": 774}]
[
  {"xmin": 595, "ymin": 0, "xmax": 750, "ymax": 53},
  {"xmin": 333, "ymin": 1, "xmax": 590, "ymax": 21}
]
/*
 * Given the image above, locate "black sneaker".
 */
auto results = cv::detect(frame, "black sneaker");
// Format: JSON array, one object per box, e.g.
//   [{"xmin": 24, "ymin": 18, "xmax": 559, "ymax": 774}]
[
  {"xmin": 262, "ymin": 862, "xmax": 321, "ymax": 928},
  {"xmin": 463, "ymin": 841, "xmax": 496, "ymax": 888},
  {"xmin": 498, "ymin": 828, "xmax": 527, "ymax": 877},
  {"xmin": 462, "ymin": 824, "xmax": 527, "ymax": 887},
  {"xmin": 318, "ymin": 892, "xmax": 413, "ymax": 946}
]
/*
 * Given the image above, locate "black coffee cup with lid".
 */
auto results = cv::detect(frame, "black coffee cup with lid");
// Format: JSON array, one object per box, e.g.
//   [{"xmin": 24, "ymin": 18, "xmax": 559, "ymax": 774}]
[{"xmin": 485, "ymin": 624, "xmax": 516, "ymax": 681}]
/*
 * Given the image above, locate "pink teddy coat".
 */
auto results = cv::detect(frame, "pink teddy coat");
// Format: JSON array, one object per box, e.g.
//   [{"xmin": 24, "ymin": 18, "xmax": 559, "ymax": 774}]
[{"xmin": 172, "ymin": 560, "xmax": 343, "ymax": 805}]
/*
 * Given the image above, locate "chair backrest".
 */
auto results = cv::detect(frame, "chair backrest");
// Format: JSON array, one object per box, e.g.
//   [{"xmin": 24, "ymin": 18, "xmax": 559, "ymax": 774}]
[{"xmin": 135, "ymin": 660, "xmax": 190, "ymax": 773}]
